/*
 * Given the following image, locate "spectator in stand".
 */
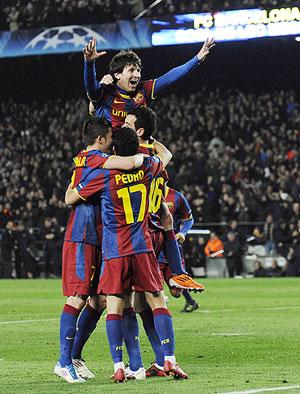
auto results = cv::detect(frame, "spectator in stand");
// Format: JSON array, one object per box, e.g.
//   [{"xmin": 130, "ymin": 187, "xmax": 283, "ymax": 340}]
[
  {"xmin": 267, "ymin": 259, "xmax": 283, "ymax": 277},
  {"xmin": 204, "ymin": 232, "xmax": 224, "ymax": 258},
  {"xmin": 263, "ymin": 214, "xmax": 276, "ymax": 255},
  {"xmin": 2, "ymin": 0, "xmax": 299, "ymax": 31},
  {"xmin": 0, "ymin": 86, "xmax": 299, "ymax": 277},
  {"xmin": 253, "ymin": 261, "xmax": 267, "ymax": 277},
  {"xmin": 223, "ymin": 231, "xmax": 243, "ymax": 277},
  {"xmin": 41, "ymin": 217, "xmax": 61, "ymax": 278},
  {"xmin": 0, "ymin": 221, "xmax": 15, "ymax": 278}
]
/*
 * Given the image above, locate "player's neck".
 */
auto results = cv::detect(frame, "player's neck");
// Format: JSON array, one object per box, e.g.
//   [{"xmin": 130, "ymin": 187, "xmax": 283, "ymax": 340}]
[
  {"xmin": 116, "ymin": 83, "xmax": 133, "ymax": 95},
  {"xmin": 86, "ymin": 142, "xmax": 102, "ymax": 151}
]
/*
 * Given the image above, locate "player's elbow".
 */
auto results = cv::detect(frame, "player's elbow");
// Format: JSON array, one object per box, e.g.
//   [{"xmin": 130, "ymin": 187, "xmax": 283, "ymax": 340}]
[
  {"xmin": 65, "ymin": 189, "xmax": 78, "ymax": 205},
  {"xmin": 162, "ymin": 150, "xmax": 173, "ymax": 167}
]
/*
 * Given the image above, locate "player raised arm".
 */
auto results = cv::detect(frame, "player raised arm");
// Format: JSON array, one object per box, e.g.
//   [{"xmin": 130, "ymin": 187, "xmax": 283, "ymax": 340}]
[
  {"xmin": 152, "ymin": 37, "xmax": 215, "ymax": 98},
  {"xmin": 152, "ymin": 139, "xmax": 172, "ymax": 167},
  {"xmin": 83, "ymin": 38, "xmax": 111, "ymax": 102}
]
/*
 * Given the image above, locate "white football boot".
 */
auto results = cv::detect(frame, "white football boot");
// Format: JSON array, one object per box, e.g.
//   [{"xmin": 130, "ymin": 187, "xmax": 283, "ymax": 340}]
[
  {"xmin": 72, "ymin": 358, "xmax": 95, "ymax": 379},
  {"xmin": 125, "ymin": 366, "xmax": 146, "ymax": 380},
  {"xmin": 54, "ymin": 362, "xmax": 85, "ymax": 383}
]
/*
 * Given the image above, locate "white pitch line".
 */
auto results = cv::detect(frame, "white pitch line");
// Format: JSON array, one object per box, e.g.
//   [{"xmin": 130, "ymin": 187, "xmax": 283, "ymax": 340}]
[
  {"xmin": 0, "ymin": 318, "xmax": 57, "ymax": 325},
  {"xmin": 219, "ymin": 385, "xmax": 300, "ymax": 394},
  {"xmin": 197, "ymin": 306, "xmax": 300, "ymax": 314}
]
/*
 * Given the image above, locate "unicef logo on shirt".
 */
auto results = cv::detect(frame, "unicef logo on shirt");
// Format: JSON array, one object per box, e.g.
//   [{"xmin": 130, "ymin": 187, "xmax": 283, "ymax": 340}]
[{"xmin": 24, "ymin": 25, "xmax": 108, "ymax": 52}]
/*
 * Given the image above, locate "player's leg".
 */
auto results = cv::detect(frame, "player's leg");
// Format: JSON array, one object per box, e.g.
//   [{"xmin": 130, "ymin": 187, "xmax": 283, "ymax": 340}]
[
  {"xmin": 98, "ymin": 256, "xmax": 133, "ymax": 382},
  {"xmin": 71, "ymin": 245, "xmax": 104, "ymax": 379},
  {"xmin": 72, "ymin": 294, "xmax": 106, "ymax": 379},
  {"xmin": 122, "ymin": 292, "xmax": 145, "ymax": 379},
  {"xmin": 106, "ymin": 295, "xmax": 126, "ymax": 382},
  {"xmin": 135, "ymin": 292, "xmax": 165, "ymax": 377},
  {"xmin": 160, "ymin": 204, "xmax": 205, "ymax": 292},
  {"xmin": 145, "ymin": 290, "xmax": 188, "ymax": 379},
  {"xmin": 133, "ymin": 251, "xmax": 188, "ymax": 379},
  {"xmin": 55, "ymin": 241, "xmax": 98, "ymax": 383},
  {"xmin": 55, "ymin": 295, "xmax": 86, "ymax": 383}
]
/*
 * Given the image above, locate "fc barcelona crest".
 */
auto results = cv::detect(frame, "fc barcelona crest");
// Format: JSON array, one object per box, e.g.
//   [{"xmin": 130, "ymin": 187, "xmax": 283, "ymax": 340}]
[{"xmin": 133, "ymin": 93, "xmax": 144, "ymax": 104}]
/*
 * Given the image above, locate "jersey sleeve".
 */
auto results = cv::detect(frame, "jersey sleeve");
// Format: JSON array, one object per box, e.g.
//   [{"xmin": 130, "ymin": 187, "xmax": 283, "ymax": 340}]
[
  {"xmin": 179, "ymin": 193, "xmax": 192, "ymax": 220},
  {"xmin": 142, "ymin": 80, "xmax": 155, "ymax": 101},
  {"xmin": 84, "ymin": 60, "xmax": 104, "ymax": 102},
  {"xmin": 146, "ymin": 155, "xmax": 163, "ymax": 178},
  {"xmin": 75, "ymin": 168, "xmax": 106, "ymax": 200}
]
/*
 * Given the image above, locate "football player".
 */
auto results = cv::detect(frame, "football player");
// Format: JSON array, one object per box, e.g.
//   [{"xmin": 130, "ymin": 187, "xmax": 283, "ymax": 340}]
[{"xmin": 83, "ymin": 37, "xmax": 215, "ymax": 126}]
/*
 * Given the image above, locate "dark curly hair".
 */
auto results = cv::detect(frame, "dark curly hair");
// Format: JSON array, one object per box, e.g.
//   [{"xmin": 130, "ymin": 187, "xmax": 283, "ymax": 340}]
[
  {"xmin": 112, "ymin": 127, "xmax": 139, "ymax": 156},
  {"xmin": 127, "ymin": 106, "xmax": 156, "ymax": 141}
]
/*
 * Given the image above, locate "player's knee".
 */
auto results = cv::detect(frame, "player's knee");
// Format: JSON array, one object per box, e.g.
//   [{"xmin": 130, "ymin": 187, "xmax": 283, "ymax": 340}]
[
  {"xmin": 145, "ymin": 290, "xmax": 166, "ymax": 310},
  {"xmin": 66, "ymin": 295, "xmax": 87, "ymax": 310}
]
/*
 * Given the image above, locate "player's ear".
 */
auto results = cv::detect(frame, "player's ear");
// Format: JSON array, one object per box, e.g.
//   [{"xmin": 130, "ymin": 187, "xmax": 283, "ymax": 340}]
[
  {"xmin": 96, "ymin": 135, "xmax": 103, "ymax": 143},
  {"xmin": 136, "ymin": 127, "xmax": 145, "ymax": 138},
  {"xmin": 114, "ymin": 72, "xmax": 121, "ymax": 81}
]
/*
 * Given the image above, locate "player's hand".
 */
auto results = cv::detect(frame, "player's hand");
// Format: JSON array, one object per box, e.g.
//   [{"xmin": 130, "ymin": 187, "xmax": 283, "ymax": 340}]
[
  {"xmin": 83, "ymin": 37, "xmax": 107, "ymax": 62},
  {"xmin": 100, "ymin": 74, "xmax": 114, "ymax": 85},
  {"xmin": 197, "ymin": 37, "xmax": 215, "ymax": 62},
  {"xmin": 175, "ymin": 232, "xmax": 185, "ymax": 244}
]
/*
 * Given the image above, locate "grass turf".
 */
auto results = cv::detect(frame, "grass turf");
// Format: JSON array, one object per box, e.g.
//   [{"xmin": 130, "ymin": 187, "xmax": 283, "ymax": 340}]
[{"xmin": 0, "ymin": 278, "xmax": 300, "ymax": 394}]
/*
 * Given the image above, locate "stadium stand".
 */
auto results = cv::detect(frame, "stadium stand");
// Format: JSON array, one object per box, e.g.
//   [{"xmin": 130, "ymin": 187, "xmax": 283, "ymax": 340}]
[
  {"xmin": 1, "ymin": 0, "xmax": 299, "ymax": 31},
  {"xmin": 0, "ymin": 87, "xmax": 299, "ymax": 278}
]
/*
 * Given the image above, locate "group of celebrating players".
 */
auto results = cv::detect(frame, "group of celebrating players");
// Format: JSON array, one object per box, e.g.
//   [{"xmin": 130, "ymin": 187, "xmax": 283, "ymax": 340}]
[{"xmin": 54, "ymin": 36, "xmax": 215, "ymax": 383}]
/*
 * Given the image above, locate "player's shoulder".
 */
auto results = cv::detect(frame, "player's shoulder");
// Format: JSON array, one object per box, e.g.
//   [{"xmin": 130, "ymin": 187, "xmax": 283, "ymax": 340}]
[{"xmin": 86, "ymin": 150, "xmax": 111, "ymax": 168}]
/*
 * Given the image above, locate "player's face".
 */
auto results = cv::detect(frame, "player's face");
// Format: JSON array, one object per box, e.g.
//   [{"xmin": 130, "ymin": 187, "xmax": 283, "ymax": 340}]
[
  {"xmin": 115, "ymin": 64, "xmax": 141, "ymax": 92},
  {"xmin": 101, "ymin": 130, "xmax": 113, "ymax": 153},
  {"xmin": 123, "ymin": 114, "xmax": 137, "ymax": 131}
]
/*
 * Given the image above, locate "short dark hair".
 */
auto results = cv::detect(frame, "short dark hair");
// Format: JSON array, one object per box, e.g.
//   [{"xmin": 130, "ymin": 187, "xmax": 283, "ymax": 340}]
[
  {"xmin": 109, "ymin": 50, "xmax": 142, "ymax": 75},
  {"xmin": 82, "ymin": 117, "xmax": 111, "ymax": 146},
  {"xmin": 127, "ymin": 106, "xmax": 156, "ymax": 141},
  {"xmin": 112, "ymin": 127, "xmax": 139, "ymax": 156}
]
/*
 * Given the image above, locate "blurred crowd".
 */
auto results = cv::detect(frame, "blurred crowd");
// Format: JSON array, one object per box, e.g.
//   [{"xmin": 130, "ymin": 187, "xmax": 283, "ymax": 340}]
[
  {"xmin": 1, "ymin": 0, "xmax": 299, "ymax": 31},
  {"xmin": 0, "ymin": 87, "xmax": 299, "ymax": 277}
]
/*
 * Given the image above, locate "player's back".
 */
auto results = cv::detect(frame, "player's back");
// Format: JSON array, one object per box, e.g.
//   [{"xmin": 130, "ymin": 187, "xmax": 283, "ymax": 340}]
[
  {"xmin": 101, "ymin": 156, "xmax": 162, "ymax": 259},
  {"xmin": 165, "ymin": 187, "xmax": 191, "ymax": 234},
  {"xmin": 65, "ymin": 149, "xmax": 109, "ymax": 246}
]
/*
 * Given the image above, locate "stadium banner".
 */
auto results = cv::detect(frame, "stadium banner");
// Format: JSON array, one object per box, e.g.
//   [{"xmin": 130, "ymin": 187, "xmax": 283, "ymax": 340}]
[
  {"xmin": 151, "ymin": 6, "xmax": 300, "ymax": 45},
  {"xmin": 0, "ymin": 20, "xmax": 151, "ymax": 58}
]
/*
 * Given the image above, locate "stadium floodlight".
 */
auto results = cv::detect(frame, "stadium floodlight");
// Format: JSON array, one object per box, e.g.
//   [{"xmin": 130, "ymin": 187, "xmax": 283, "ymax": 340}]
[{"xmin": 134, "ymin": 0, "xmax": 163, "ymax": 21}]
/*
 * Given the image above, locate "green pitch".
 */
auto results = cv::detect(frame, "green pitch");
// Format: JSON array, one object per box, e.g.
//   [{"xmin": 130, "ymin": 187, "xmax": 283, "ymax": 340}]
[{"xmin": 1, "ymin": 278, "xmax": 300, "ymax": 394}]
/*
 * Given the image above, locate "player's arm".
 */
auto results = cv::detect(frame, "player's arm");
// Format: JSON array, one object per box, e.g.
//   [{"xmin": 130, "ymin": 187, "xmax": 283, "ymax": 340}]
[
  {"xmin": 176, "ymin": 215, "xmax": 194, "ymax": 244},
  {"xmin": 65, "ymin": 168, "xmax": 105, "ymax": 205},
  {"xmin": 83, "ymin": 38, "xmax": 111, "ymax": 102},
  {"xmin": 103, "ymin": 153, "xmax": 147, "ymax": 171},
  {"xmin": 152, "ymin": 139, "xmax": 172, "ymax": 167},
  {"xmin": 65, "ymin": 184, "xmax": 81, "ymax": 205},
  {"xmin": 152, "ymin": 38, "xmax": 215, "ymax": 98},
  {"xmin": 176, "ymin": 194, "xmax": 194, "ymax": 243}
]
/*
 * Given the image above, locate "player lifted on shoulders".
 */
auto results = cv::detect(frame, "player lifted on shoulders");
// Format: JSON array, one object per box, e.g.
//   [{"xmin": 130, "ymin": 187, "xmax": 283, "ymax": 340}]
[{"xmin": 83, "ymin": 37, "xmax": 215, "ymax": 126}]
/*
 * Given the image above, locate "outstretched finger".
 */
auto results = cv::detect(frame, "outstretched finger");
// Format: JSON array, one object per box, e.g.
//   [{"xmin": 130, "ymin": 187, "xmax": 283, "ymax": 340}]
[
  {"xmin": 92, "ymin": 37, "xmax": 96, "ymax": 51},
  {"xmin": 96, "ymin": 51, "xmax": 107, "ymax": 58},
  {"xmin": 87, "ymin": 39, "xmax": 93, "ymax": 52}
]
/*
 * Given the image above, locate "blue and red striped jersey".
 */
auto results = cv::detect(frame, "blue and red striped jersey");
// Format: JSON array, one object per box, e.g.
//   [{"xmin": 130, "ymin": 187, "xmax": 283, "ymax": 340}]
[
  {"xmin": 75, "ymin": 156, "xmax": 163, "ymax": 259},
  {"xmin": 158, "ymin": 187, "xmax": 192, "ymax": 264},
  {"xmin": 64, "ymin": 149, "xmax": 110, "ymax": 246},
  {"xmin": 165, "ymin": 187, "xmax": 192, "ymax": 234},
  {"xmin": 138, "ymin": 144, "xmax": 169, "ymax": 231},
  {"xmin": 93, "ymin": 81, "xmax": 155, "ymax": 127}
]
